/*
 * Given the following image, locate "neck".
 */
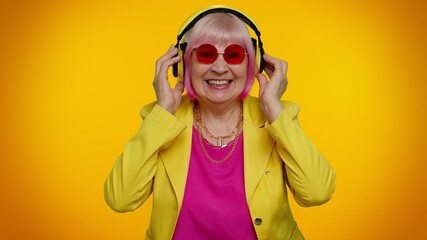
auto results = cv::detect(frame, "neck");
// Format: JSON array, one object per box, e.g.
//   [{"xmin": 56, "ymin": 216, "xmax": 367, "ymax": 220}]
[
  {"xmin": 194, "ymin": 100, "xmax": 243, "ymax": 138},
  {"xmin": 196, "ymin": 99, "xmax": 242, "ymax": 121}
]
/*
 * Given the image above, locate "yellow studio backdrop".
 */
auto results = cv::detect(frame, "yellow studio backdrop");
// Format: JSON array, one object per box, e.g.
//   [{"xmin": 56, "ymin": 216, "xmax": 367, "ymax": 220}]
[{"xmin": 1, "ymin": 0, "xmax": 426, "ymax": 239}]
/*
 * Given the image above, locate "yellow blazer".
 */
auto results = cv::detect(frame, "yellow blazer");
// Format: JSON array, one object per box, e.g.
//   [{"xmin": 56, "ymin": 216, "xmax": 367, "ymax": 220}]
[{"xmin": 105, "ymin": 95, "xmax": 336, "ymax": 240}]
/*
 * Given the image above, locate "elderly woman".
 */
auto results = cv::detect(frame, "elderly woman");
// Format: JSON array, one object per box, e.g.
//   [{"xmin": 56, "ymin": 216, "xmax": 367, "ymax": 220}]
[{"xmin": 105, "ymin": 6, "xmax": 336, "ymax": 240}]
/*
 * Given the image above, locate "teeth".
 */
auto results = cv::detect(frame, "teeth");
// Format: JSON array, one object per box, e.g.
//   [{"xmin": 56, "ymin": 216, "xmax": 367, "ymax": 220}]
[{"xmin": 207, "ymin": 80, "xmax": 231, "ymax": 86}]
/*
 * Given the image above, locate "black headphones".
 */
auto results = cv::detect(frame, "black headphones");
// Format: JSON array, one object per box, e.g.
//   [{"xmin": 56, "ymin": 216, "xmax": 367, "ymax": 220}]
[{"xmin": 172, "ymin": 5, "xmax": 265, "ymax": 79}]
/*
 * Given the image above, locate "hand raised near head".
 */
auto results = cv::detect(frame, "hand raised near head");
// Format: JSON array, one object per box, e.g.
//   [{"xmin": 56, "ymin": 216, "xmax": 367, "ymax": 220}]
[
  {"xmin": 256, "ymin": 53, "xmax": 288, "ymax": 122},
  {"xmin": 153, "ymin": 45, "xmax": 184, "ymax": 114}
]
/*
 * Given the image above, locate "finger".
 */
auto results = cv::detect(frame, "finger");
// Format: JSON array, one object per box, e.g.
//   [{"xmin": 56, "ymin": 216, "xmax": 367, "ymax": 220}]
[
  {"xmin": 256, "ymin": 73, "xmax": 268, "ymax": 95},
  {"xmin": 155, "ymin": 57, "xmax": 181, "ymax": 90},
  {"xmin": 155, "ymin": 45, "xmax": 179, "ymax": 76},
  {"xmin": 262, "ymin": 54, "xmax": 278, "ymax": 77},
  {"xmin": 157, "ymin": 54, "xmax": 181, "ymax": 74},
  {"xmin": 154, "ymin": 54, "xmax": 181, "ymax": 85},
  {"xmin": 172, "ymin": 81, "xmax": 185, "ymax": 97},
  {"xmin": 263, "ymin": 54, "xmax": 288, "ymax": 80},
  {"xmin": 263, "ymin": 63, "xmax": 274, "ymax": 78},
  {"xmin": 263, "ymin": 54, "xmax": 287, "ymax": 71}
]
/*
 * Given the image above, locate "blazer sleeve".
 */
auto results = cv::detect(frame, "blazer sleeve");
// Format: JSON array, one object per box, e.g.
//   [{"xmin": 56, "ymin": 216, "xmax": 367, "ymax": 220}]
[
  {"xmin": 265, "ymin": 102, "xmax": 336, "ymax": 207},
  {"xmin": 104, "ymin": 103, "xmax": 186, "ymax": 212}
]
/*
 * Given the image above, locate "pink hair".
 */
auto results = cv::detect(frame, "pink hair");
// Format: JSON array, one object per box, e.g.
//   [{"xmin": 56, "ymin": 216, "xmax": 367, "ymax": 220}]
[{"xmin": 182, "ymin": 12, "xmax": 257, "ymax": 100}]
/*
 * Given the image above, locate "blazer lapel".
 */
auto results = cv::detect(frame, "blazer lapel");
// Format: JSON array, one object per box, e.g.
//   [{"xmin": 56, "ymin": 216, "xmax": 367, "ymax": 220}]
[
  {"xmin": 160, "ymin": 96, "xmax": 275, "ymax": 208},
  {"xmin": 243, "ymin": 97, "xmax": 275, "ymax": 204},
  {"xmin": 160, "ymin": 97, "xmax": 194, "ymax": 209}
]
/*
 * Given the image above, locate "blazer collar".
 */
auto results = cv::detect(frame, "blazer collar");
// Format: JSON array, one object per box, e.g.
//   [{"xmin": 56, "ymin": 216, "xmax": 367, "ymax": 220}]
[
  {"xmin": 242, "ymin": 96, "xmax": 275, "ymax": 204},
  {"xmin": 159, "ymin": 96, "xmax": 194, "ymax": 208},
  {"xmin": 162, "ymin": 96, "xmax": 274, "ymax": 207}
]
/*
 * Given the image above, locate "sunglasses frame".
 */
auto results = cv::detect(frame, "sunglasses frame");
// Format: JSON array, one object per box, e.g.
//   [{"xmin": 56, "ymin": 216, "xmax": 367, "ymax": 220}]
[{"xmin": 192, "ymin": 43, "xmax": 248, "ymax": 65}]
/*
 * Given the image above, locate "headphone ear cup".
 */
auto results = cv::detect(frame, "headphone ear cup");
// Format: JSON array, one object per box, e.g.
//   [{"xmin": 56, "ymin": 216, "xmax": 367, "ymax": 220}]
[
  {"xmin": 258, "ymin": 49, "xmax": 265, "ymax": 73},
  {"xmin": 177, "ymin": 53, "xmax": 184, "ymax": 80},
  {"xmin": 172, "ymin": 44, "xmax": 181, "ymax": 78},
  {"xmin": 251, "ymin": 38, "xmax": 264, "ymax": 73},
  {"xmin": 172, "ymin": 60, "xmax": 179, "ymax": 78},
  {"xmin": 172, "ymin": 43, "xmax": 187, "ymax": 80}
]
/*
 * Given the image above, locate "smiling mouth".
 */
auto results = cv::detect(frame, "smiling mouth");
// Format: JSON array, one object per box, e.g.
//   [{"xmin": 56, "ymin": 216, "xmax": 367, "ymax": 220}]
[{"xmin": 206, "ymin": 80, "xmax": 232, "ymax": 87}]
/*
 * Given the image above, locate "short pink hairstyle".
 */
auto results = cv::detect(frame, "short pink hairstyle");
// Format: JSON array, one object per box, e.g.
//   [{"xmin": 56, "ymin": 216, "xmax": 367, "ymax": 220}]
[{"xmin": 182, "ymin": 12, "xmax": 257, "ymax": 100}]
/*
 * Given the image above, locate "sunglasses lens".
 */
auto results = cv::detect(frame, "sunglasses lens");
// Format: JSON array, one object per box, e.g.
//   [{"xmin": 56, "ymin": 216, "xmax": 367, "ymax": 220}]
[
  {"xmin": 195, "ymin": 44, "xmax": 246, "ymax": 65},
  {"xmin": 223, "ymin": 44, "xmax": 246, "ymax": 64},
  {"xmin": 196, "ymin": 44, "xmax": 218, "ymax": 64}
]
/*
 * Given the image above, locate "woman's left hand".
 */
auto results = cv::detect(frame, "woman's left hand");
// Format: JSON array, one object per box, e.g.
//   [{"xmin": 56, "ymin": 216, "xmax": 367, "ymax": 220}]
[{"xmin": 256, "ymin": 53, "xmax": 288, "ymax": 122}]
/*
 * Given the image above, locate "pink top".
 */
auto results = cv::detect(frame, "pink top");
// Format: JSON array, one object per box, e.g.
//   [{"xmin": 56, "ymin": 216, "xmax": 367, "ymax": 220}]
[{"xmin": 172, "ymin": 126, "xmax": 257, "ymax": 240}]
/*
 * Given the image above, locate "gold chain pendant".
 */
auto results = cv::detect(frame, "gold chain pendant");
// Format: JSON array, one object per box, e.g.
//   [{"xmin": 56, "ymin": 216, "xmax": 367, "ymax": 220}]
[
  {"xmin": 217, "ymin": 137, "xmax": 224, "ymax": 147},
  {"xmin": 193, "ymin": 103, "xmax": 243, "ymax": 164}
]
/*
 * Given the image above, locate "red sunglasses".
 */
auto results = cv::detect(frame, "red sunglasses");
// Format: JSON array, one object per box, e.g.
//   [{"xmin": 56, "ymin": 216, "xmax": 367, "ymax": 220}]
[{"xmin": 193, "ymin": 44, "xmax": 247, "ymax": 65}]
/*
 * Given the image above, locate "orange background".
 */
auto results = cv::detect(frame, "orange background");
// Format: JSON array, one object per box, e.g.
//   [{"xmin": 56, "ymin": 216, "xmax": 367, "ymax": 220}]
[{"xmin": 1, "ymin": 0, "xmax": 426, "ymax": 239}]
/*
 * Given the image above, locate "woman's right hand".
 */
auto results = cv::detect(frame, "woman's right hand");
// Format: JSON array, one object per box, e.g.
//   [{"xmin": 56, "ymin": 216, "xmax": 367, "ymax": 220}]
[{"xmin": 153, "ymin": 45, "xmax": 184, "ymax": 114}]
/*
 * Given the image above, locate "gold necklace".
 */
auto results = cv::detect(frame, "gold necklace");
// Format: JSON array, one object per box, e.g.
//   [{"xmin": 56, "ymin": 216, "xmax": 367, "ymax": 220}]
[
  {"xmin": 198, "ymin": 119, "xmax": 237, "ymax": 147},
  {"xmin": 194, "ymin": 104, "xmax": 243, "ymax": 164},
  {"xmin": 194, "ymin": 105, "xmax": 242, "ymax": 147}
]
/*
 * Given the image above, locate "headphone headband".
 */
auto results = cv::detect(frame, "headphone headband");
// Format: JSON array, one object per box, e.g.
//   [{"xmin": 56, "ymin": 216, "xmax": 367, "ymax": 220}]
[
  {"xmin": 173, "ymin": 5, "xmax": 265, "ymax": 78},
  {"xmin": 176, "ymin": 6, "xmax": 261, "ymax": 44}
]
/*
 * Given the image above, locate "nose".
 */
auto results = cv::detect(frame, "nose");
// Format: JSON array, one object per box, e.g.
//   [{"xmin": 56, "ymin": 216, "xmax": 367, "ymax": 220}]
[{"xmin": 210, "ymin": 54, "xmax": 229, "ymax": 74}]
